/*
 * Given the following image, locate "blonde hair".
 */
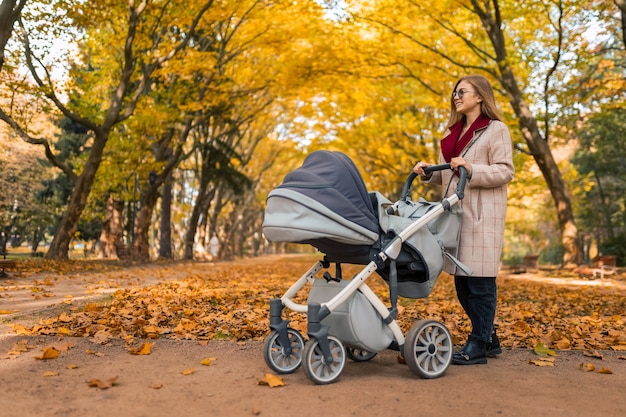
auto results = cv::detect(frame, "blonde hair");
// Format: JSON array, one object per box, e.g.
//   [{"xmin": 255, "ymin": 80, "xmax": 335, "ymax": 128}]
[{"xmin": 446, "ymin": 74, "xmax": 502, "ymax": 130}]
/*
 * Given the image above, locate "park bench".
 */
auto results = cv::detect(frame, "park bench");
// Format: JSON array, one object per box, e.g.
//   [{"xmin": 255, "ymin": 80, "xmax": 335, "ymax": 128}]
[
  {"xmin": 0, "ymin": 254, "xmax": 17, "ymax": 277},
  {"xmin": 523, "ymin": 254, "xmax": 540, "ymax": 272},
  {"xmin": 592, "ymin": 264, "xmax": 616, "ymax": 279},
  {"xmin": 591, "ymin": 255, "xmax": 617, "ymax": 279}
]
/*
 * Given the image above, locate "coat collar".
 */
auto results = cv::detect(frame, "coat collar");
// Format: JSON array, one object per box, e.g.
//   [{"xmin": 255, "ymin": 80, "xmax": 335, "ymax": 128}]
[{"xmin": 441, "ymin": 114, "xmax": 491, "ymax": 162}]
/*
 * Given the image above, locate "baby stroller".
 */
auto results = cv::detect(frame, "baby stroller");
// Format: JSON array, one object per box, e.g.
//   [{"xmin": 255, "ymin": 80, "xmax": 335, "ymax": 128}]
[{"xmin": 261, "ymin": 150, "xmax": 470, "ymax": 384}]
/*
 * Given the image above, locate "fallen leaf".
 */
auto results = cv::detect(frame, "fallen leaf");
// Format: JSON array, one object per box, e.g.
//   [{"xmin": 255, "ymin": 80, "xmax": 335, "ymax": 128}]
[
  {"xmin": 0, "ymin": 309, "xmax": 18, "ymax": 314},
  {"xmin": 129, "ymin": 342, "xmax": 152, "ymax": 355},
  {"xmin": 149, "ymin": 383, "xmax": 164, "ymax": 389},
  {"xmin": 86, "ymin": 376, "xmax": 119, "ymax": 389},
  {"xmin": 7, "ymin": 340, "xmax": 31, "ymax": 356},
  {"xmin": 258, "ymin": 374, "xmax": 285, "ymax": 387},
  {"xmin": 596, "ymin": 367, "xmax": 612, "ymax": 374},
  {"xmin": 52, "ymin": 342, "xmax": 73, "ymax": 352},
  {"xmin": 181, "ymin": 368, "xmax": 195, "ymax": 375},
  {"xmin": 529, "ymin": 358, "xmax": 555, "ymax": 367},
  {"xmin": 533, "ymin": 342, "xmax": 557, "ymax": 357},
  {"xmin": 35, "ymin": 347, "xmax": 60, "ymax": 360},
  {"xmin": 554, "ymin": 338, "xmax": 571, "ymax": 350},
  {"xmin": 57, "ymin": 327, "xmax": 72, "ymax": 335},
  {"xmin": 43, "ymin": 371, "xmax": 59, "ymax": 377},
  {"xmin": 67, "ymin": 364, "xmax": 79, "ymax": 369},
  {"xmin": 201, "ymin": 357, "xmax": 217, "ymax": 366},
  {"xmin": 580, "ymin": 363, "xmax": 595, "ymax": 372},
  {"xmin": 92, "ymin": 330, "xmax": 112, "ymax": 345},
  {"xmin": 584, "ymin": 350, "xmax": 603, "ymax": 359}
]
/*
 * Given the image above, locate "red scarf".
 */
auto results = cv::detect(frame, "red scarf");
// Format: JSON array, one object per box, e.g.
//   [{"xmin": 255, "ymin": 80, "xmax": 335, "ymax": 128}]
[{"xmin": 441, "ymin": 114, "xmax": 491, "ymax": 162}]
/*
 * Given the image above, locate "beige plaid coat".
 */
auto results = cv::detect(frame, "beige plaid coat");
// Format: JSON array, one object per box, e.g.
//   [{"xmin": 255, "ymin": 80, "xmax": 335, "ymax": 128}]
[{"xmin": 424, "ymin": 120, "xmax": 515, "ymax": 277}]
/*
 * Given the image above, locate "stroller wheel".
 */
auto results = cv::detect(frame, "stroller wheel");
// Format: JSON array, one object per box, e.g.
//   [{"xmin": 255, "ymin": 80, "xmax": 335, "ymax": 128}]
[
  {"xmin": 403, "ymin": 319, "xmax": 453, "ymax": 379},
  {"xmin": 346, "ymin": 348, "xmax": 377, "ymax": 362},
  {"xmin": 302, "ymin": 336, "xmax": 346, "ymax": 385},
  {"xmin": 263, "ymin": 329, "xmax": 305, "ymax": 374}
]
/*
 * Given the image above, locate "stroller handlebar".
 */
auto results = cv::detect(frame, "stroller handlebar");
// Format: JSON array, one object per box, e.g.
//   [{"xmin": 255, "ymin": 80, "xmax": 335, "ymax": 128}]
[{"xmin": 401, "ymin": 164, "xmax": 467, "ymax": 202}]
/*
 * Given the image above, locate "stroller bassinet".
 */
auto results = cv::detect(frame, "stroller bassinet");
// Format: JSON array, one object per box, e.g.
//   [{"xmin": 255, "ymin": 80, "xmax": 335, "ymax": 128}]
[{"xmin": 262, "ymin": 150, "xmax": 469, "ymax": 384}]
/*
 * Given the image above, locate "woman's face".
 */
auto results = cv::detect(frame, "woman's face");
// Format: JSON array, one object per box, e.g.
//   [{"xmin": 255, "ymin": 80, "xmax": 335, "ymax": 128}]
[{"xmin": 452, "ymin": 81, "xmax": 482, "ymax": 116}]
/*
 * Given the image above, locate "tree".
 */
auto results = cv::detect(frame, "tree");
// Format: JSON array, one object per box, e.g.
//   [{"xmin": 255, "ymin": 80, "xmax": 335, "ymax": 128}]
[
  {"xmin": 0, "ymin": 127, "xmax": 51, "ymax": 254},
  {"xmin": 572, "ymin": 109, "xmax": 626, "ymax": 263},
  {"xmin": 341, "ymin": 0, "xmax": 586, "ymax": 265},
  {"xmin": 0, "ymin": 1, "xmax": 214, "ymax": 259}
]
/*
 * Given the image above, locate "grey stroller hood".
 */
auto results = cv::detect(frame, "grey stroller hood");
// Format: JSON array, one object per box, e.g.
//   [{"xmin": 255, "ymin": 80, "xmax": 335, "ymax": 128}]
[{"xmin": 263, "ymin": 150, "xmax": 380, "ymax": 247}]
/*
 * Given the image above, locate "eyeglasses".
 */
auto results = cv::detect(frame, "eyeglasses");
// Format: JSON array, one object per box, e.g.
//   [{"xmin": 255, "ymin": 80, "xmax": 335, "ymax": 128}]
[{"xmin": 452, "ymin": 89, "xmax": 476, "ymax": 99}]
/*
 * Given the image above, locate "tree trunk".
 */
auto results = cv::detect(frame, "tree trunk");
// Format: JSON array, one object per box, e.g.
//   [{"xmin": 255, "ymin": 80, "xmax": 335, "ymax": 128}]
[
  {"xmin": 158, "ymin": 172, "xmax": 173, "ymax": 259},
  {"xmin": 0, "ymin": 0, "xmax": 27, "ymax": 72},
  {"xmin": 500, "ymin": 67, "xmax": 581, "ymax": 265},
  {"xmin": 46, "ymin": 131, "xmax": 108, "ymax": 259},
  {"xmin": 133, "ymin": 184, "xmax": 160, "ymax": 263},
  {"xmin": 30, "ymin": 228, "xmax": 40, "ymax": 253},
  {"xmin": 183, "ymin": 178, "xmax": 214, "ymax": 260},
  {"xmin": 97, "ymin": 195, "xmax": 125, "ymax": 259},
  {"xmin": 616, "ymin": 0, "xmax": 626, "ymax": 48},
  {"xmin": 473, "ymin": 0, "xmax": 582, "ymax": 266}
]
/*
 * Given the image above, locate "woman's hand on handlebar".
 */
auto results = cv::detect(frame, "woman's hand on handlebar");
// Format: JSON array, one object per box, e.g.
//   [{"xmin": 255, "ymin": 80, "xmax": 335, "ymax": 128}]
[
  {"xmin": 450, "ymin": 157, "xmax": 472, "ymax": 177},
  {"xmin": 413, "ymin": 161, "xmax": 431, "ymax": 176}
]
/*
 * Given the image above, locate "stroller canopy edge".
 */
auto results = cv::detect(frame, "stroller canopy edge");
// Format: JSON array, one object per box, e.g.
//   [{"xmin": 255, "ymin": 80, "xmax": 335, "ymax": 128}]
[{"xmin": 263, "ymin": 188, "xmax": 379, "ymax": 245}]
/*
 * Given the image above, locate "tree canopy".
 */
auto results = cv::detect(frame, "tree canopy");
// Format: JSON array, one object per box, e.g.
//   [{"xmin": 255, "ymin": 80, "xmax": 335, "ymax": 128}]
[{"xmin": 0, "ymin": 0, "xmax": 624, "ymax": 265}]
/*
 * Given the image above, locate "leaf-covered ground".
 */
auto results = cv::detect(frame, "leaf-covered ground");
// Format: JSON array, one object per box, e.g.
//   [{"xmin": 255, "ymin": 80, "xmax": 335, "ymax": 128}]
[{"xmin": 3, "ymin": 255, "xmax": 625, "ymax": 351}]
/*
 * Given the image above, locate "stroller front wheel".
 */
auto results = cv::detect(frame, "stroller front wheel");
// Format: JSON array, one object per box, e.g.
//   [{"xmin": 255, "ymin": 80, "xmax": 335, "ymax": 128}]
[
  {"xmin": 302, "ymin": 336, "xmax": 346, "ymax": 385},
  {"xmin": 263, "ymin": 328, "xmax": 305, "ymax": 374},
  {"xmin": 404, "ymin": 319, "xmax": 453, "ymax": 379}
]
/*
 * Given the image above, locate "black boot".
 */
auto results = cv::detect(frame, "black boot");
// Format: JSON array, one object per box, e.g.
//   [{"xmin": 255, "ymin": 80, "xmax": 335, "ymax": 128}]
[
  {"xmin": 452, "ymin": 339, "xmax": 487, "ymax": 365},
  {"xmin": 487, "ymin": 330, "xmax": 502, "ymax": 357}
]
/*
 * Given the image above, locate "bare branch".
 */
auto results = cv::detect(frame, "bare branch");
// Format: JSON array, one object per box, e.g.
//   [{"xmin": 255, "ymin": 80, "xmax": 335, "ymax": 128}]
[
  {"xmin": 541, "ymin": 0, "xmax": 564, "ymax": 142},
  {"xmin": 17, "ymin": 19, "xmax": 100, "ymax": 133}
]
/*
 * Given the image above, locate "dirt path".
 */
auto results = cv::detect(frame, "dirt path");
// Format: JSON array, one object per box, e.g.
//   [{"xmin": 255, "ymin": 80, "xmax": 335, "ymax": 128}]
[
  {"xmin": 1, "ymin": 260, "xmax": 625, "ymax": 417},
  {"xmin": 1, "ymin": 336, "xmax": 625, "ymax": 417}
]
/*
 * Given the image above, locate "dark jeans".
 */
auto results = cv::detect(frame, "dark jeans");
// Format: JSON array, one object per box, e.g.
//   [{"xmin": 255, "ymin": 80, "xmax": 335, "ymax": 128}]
[{"xmin": 454, "ymin": 276, "xmax": 497, "ymax": 344}]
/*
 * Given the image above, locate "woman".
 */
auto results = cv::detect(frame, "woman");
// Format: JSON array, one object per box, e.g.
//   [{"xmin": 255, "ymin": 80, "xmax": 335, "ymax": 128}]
[{"xmin": 413, "ymin": 74, "xmax": 514, "ymax": 365}]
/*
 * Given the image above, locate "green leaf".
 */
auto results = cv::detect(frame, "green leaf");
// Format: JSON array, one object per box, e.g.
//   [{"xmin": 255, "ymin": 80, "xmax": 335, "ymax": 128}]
[{"xmin": 534, "ymin": 342, "xmax": 557, "ymax": 357}]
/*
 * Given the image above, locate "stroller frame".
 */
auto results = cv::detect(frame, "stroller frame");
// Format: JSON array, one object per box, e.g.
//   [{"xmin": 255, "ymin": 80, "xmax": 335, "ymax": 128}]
[{"xmin": 264, "ymin": 164, "xmax": 467, "ymax": 384}]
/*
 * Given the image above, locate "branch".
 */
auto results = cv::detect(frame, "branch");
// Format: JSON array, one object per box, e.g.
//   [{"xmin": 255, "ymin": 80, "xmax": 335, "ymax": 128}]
[
  {"xmin": 118, "ymin": 1, "xmax": 216, "ymax": 122},
  {"xmin": 408, "ymin": 0, "xmax": 496, "ymax": 64},
  {"xmin": 17, "ymin": 18, "xmax": 99, "ymax": 132},
  {"xmin": 0, "ymin": 107, "xmax": 78, "ymax": 182},
  {"xmin": 541, "ymin": 0, "xmax": 564, "ymax": 142},
  {"xmin": 353, "ymin": 13, "xmax": 498, "ymax": 81}
]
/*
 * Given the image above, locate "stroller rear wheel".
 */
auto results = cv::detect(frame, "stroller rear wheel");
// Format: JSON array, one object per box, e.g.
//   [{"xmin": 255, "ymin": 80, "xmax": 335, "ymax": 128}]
[
  {"xmin": 404, "ymin": 319, "xmax": 453, "ymax": 379},
  {"xmin": 302, "ymin": 336, "xmax": 346, "ymax": 384},
  {"xmin": 263, "ymin": 328, "xmax": 305, "ymax": 374}
]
